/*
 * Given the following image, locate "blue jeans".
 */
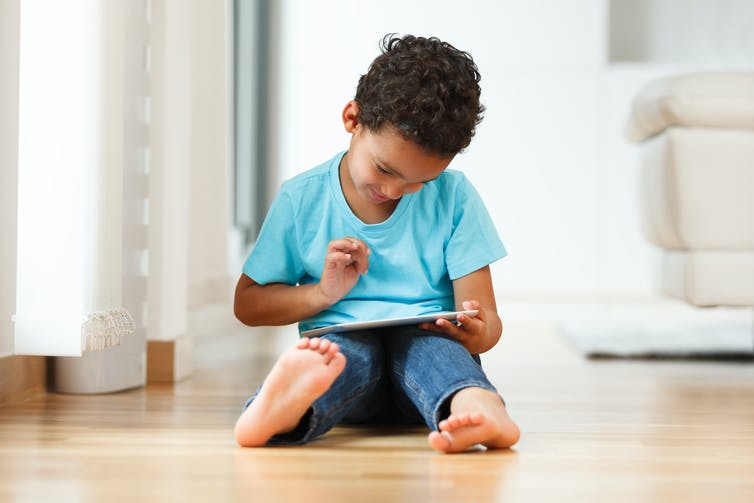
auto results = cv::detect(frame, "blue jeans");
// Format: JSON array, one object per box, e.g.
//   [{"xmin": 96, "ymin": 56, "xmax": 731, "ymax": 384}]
[{"xmin": 242, "ymin": 326, "xmax": 501, "ymax": 446}]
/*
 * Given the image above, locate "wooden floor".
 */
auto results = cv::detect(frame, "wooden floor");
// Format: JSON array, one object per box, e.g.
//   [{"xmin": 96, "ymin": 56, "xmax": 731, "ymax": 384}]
[{"xmin": 2, "ymin": 314, "xmax": 754, "ymax": 502}]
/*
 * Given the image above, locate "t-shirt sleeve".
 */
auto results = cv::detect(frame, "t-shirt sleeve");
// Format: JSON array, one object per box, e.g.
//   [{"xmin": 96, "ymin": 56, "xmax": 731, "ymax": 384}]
[
  {"xmin": 241, "ymin": 189, "xmax": 304, "ymax": 285},
  {"xmin": 444, "ymin": 176, "xmax": 507, "ymax": 280}
]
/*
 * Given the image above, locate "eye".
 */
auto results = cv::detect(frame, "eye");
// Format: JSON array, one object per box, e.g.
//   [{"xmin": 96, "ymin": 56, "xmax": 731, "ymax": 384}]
[{"xmin": 376, "ymin": 165, "xmax": 391, "ymax": 175}]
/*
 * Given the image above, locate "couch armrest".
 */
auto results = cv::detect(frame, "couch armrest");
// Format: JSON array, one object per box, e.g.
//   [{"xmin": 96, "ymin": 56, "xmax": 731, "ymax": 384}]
[{"xmin": 626, "ymin": 72, "xmax": 754, "ymax": 142}]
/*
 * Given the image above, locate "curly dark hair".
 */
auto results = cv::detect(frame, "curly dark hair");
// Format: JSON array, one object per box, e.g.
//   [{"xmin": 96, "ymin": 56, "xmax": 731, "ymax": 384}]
[{"xmin": 354, "ymin": 34, "xmax": 484, "ymax": 157}]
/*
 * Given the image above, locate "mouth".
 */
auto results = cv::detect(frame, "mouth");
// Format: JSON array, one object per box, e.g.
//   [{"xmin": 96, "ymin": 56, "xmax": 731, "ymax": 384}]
[{"xmin": 369, "ymin": 187, "xmax": 391, "ymax": 203}]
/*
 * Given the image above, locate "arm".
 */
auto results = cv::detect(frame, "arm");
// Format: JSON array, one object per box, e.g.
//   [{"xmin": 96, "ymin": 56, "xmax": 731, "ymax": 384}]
[
  {"xmin": 233, "ymin": 275, "xmax": 329, "ymax": 326},
  {"xmin": 419, "ymin": 265, "xmax": 502, "ymax": 354},
  {"xmin": 234, "ymin": 237, "xmax": 370, "ymax": 327}
]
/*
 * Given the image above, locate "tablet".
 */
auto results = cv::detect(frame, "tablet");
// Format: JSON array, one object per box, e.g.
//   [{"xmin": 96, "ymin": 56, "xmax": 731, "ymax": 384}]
[{"xmin": 300, "ymin": 310, "xmax": 478, "ymax": 338}]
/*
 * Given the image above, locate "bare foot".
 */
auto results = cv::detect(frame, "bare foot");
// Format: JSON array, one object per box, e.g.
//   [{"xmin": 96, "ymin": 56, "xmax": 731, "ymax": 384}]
[
  {"xmin": 234, "ymin": 337, "xmax": 346, "ymax": 447},
  {"xmin": 427, "ymin": 388, "xmax": 520, "ymax": 454}
]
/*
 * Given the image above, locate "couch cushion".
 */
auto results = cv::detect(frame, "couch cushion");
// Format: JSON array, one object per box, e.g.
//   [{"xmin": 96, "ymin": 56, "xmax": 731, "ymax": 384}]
[
  {"xmin": 639, "ymin": 128, "xmax": 754, "ymax": 250},
  {"xmin": 626, "ymin": 72, "xmax": 754, "ymax": 142},
  {"xmin": 662, "ymin": 250, "xmax": 754, "ymax": 307}
]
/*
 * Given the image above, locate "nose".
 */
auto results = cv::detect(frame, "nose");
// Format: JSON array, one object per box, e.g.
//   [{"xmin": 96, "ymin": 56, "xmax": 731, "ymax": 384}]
[
  {"xmin": 383, "ymin": 184, "xmax": 404, "ymax": 200},
  {"xmin": 384, "ymin": 182, "xmax": 423, "ymax": 199}
]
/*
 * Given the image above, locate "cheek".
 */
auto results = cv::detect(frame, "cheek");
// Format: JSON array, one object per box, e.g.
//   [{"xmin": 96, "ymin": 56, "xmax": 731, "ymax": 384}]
[{"xmin": 352, "ymin": 166, "xmax": 378, "ymax": 187}]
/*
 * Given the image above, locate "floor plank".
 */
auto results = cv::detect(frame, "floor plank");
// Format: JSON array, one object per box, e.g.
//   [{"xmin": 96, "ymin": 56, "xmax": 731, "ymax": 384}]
[{"xmin": 1, "ymin": 313, "xmax": 753, "ymax": 502}]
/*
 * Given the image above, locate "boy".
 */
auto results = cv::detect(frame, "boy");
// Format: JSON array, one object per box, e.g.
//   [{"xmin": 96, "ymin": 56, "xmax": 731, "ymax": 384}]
[{"xmin": 233, "ymin": 34, "xmax": 520, "ymax": 453}]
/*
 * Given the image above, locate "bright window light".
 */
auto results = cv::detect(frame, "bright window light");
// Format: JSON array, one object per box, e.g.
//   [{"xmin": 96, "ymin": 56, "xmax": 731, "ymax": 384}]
[{"xmin": 15, "ymin": 0, "xmax": 103, "ymax": 355}]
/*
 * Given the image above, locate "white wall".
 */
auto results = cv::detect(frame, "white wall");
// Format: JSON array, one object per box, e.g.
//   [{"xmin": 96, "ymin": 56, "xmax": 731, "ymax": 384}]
[
  {"xmin": 0, "ymin": 0, "xmax": 20, "ymax": 357},
  {"xmin": 270, "ymin": 0, "xmax": 626, "ymax": 295},
  {"xmin": 267, "ymin": 0, "xmax": 754, "ymax": 297},
  {"xmin": 187, "ymin": 0, "xmax": 233, "ymax": 308},
  {"xmin": 148, "ymin": 0, "xmax": 191, "ymax": 342},
  {"xmin": 148, "ymin": 0, "xmax": 232, "ymax": 342},
  {"xmin": 609, "ymin": 0, "xmax": 754, "ymax": 65}
]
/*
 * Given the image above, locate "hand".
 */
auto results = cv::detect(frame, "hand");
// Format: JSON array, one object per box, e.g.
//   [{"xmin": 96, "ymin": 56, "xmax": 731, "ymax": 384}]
[
  {"xmin": 317, "ymin": 237, "xmax": 370, "ymax": 305},
  {"xmin": 419, "ymin": 300, "xmax": 490, "ymax": 354}
]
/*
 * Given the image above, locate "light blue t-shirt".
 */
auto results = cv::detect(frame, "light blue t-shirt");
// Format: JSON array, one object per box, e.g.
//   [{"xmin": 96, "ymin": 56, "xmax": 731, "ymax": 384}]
[{"xmin": 242, "ymin": 151, "xmax": 506, "ymax": 334}]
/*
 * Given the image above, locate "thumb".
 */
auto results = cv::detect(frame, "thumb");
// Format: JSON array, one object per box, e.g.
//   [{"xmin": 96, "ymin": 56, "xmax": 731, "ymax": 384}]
[{"xmin": 462, "ymin": 300, "xmax": 480, "ymax": 311}]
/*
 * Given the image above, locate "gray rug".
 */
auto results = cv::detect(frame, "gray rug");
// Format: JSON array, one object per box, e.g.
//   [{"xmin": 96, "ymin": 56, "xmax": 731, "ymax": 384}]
[{"xmin": 559, "ymin": 306, "xmax": 754, "ymax": 360}]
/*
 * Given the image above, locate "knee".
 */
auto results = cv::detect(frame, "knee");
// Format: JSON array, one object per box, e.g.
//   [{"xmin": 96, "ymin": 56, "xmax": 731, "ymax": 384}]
[
  {"xmin": 389, "ymin": 330, "xmax": 474, "ymax": 369},
  {"xmin": 327, "ymin": 332, "xmax": 384, "ymax": 382}
]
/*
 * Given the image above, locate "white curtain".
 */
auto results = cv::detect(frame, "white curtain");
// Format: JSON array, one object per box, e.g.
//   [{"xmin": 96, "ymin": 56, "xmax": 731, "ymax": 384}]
[{"xmin": 14, "ymin": 0, "xmax": 142, "ymax": 357}]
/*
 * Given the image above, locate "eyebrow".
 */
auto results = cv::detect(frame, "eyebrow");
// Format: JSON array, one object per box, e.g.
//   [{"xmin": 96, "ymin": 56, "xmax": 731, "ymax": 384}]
[{"xmin": 376, "ymin": 157, "xmax": 440, "ymax": 184}]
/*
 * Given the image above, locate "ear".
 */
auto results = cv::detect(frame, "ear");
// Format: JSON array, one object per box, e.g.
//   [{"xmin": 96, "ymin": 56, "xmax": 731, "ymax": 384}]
[{"xmin": 342, "ymin": 100, "xmax": 360, "ymax": 133}]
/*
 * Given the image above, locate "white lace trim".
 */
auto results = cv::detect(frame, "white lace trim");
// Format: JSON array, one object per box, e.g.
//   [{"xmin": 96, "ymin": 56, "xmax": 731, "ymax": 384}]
[{"xmin": 81, "ymin": 308, "xmax": 136, "ymax": 352}]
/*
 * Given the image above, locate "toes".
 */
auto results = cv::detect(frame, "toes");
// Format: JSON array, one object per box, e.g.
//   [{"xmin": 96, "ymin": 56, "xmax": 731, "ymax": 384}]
[
  {"xmin": 456, "ymin": 415, "xmax": 470, "ymax": 427},
  {"xmin": 440, "ymin": 412, "xmax": 485, "ymax": 432},
  {"xmin": 440, "ymin": 415, "xmax": 464, "ymax": 431},
  {"xmin": 428, "ymin": 431, "xmax": 453, "ymax": 452},
  {"xmin": 328, "ymin": 351, "xmax": 347, "ymax": 372},
  {"xmin": 317, "ymin": 339, "xmax": 331, "ymax": 353},
  {"xmin": 326, "ymin": 342, "xmax": 340, "ymax": 359},
  {"xmin": 468, "ymin": 412, "xmax": 484, "ymax": 425},
  {"xmin": 438, "ymin": 418, "xmax": 457, "ymax": 431},
  {"xmin": 294, "ymin": 338, "xmax": 344, "ymax": 368},
  {"xmin": 324, "ymin": 342, "xmax": 340, "ymax": 362},
  {"xmin": 302, "ymin": 337, "xmax": 327, "ymax": 351}
]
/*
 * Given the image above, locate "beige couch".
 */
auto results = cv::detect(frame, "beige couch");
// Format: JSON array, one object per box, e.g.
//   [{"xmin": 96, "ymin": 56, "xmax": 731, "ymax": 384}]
[{"xmin": 626, "ymin": 72, "xmax": 754, "ymax": 307}]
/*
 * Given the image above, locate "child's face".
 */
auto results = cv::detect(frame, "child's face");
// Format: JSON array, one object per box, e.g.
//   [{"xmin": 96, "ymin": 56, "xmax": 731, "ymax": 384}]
[{"xmin": 341, "ymin": 102, "xmax": 452, "ymax": 211}]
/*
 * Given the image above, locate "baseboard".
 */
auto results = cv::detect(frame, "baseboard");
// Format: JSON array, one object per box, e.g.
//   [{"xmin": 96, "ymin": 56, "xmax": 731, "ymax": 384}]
[
  {"xmin": 2, "ymin": 338, "xmax": 194, "ymax": 396},
  {"xmin": 0, "ymin": 354, "xmax": 46, "ymax": 406},
  {"xmin": 147, "ymin": 335, "xmax": 193, "ymax": 383}
]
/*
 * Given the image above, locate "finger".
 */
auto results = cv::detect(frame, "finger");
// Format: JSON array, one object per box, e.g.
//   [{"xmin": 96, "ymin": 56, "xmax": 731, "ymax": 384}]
[
  {"xmin": 459, "ymin": 301, "xmax": 485, "ymax": 323},
  {"xmin": 341, "ymin": 253, "xmax": 369, "ymax": 274},
  {"xmin": 440, "ymin": 317, "xmax": 473, "ymax": 330},
  {"xmin": 342, "ymin": 247, "xmax": 370, "ymax": 274},
  {"xmin": 352, "ymin": 253, "xmax": 369, "ymax": 274},
  {"xmin": 326, "ymin": 242, "xmax": 369, "ymax": 274},
  {"xmin": 418, "ymin": 322, "xmax": 444, "ymax": 333},
  {"xmin": 329, "ymin": 237, "xmax": 370, "ymax": 255},
  {"xmin": 343, "ymin": 239, "xmax": 371, "ymax": 273},
  {"xmin": 324, "ymin": 251, "xmax": 356, "ymax": 268},
  {"xmin": 343, "ymin": 237, "xmax": 371, "ymax": 256},
  {"xmin": 456, "ymin": 312, "xmax": 482, "ymax": 327},
  {"xmin": 462, "ymin": 300, "xmax": 480, "ymax": 311},
  {"xmin": 423, "ymin": 318, "xmax": 466, "ymax": 339},
  {"xmin": 328, "ymin": 238, "xmax": 356, "ymax": 254},
  {"xmin": 458, "ymin": 316, "xmax": 486, "ymax": 337},
  {"xmin": 435, "ymin": 318, "xmax": 456, "ymax": 329}
]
